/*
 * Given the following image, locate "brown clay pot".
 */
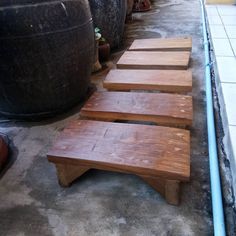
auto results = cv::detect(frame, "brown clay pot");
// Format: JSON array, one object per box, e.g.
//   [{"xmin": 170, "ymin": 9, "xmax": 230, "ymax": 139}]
[
  {"xmin": 0, "ymin": 135, "xmax": 8, "ymax": 170},
  {"xmin": 99, "ymin": 43, "xmax": 110, "ymax": 62}
]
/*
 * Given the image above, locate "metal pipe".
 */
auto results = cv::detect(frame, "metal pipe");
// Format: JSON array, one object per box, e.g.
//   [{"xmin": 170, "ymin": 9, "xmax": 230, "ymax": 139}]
[{"xmin": 200, "ymin": 1, "xmax": 226, "ymax": 235}]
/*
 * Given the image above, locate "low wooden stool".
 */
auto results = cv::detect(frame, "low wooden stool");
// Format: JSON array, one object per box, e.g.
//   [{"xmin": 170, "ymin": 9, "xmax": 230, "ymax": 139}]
[
  {"xmin": 80, "ymin": 91, "xmax": 193, "ymax": 127},
  {"xmin": 103, "ymin": 69, "xmax": 192, "ymax": 93},
  {"xmin": 47, "ymin": 120, "xmax": 190, "ymax": 205},
  {"xmin": 116, "ymin": 51, "xmax": 191, "ymax": 70},
  {"xmin": 129, "ymin": 37, "xmax": 192, "ymax": 51}
]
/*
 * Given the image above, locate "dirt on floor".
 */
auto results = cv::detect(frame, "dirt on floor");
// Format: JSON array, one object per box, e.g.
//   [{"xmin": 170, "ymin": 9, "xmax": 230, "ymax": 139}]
[{"xmin": 0, "ymin": 0, "xmax": 214, "ymax": 235}]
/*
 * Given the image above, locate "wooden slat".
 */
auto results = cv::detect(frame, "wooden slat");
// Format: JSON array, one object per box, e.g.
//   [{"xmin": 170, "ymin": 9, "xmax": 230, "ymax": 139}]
[
  {"xmin": 129, "ymin": 37, "xmax": 192, "ymax": 51},
  {"xmin": 116, "ymin": 51, "xmax": 190, "ymax": 70},
  {"xmin": 47, "ymin": 120, "xmax": 190, "ymax": 181},
  {"xmin": 103, "ymin": 69, "xmax": 192, "ymax": 92},
  {"xmin": 80, "ymin": 91, "xmax": 193, "ymax": 126}
]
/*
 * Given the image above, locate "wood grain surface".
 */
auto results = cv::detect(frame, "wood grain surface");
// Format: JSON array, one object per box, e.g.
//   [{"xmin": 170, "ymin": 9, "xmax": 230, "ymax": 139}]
[
  {"xmin": 48, "ymin": 120, "xmax": 190, "ymax": 181},
  {"xmin": 116, "ymin": 51, "xmax": 191, "ymax": 70},
  {"xmin": 103, "ymin": 69, "xmax": 192, "ymax": 92},
  {"xmin": 80, "ymin": 91, "xmax": 193, "ymax": 126},
  {"xmin": 129, "ymin": 37, "xmax": 192, "ymax": 51}
]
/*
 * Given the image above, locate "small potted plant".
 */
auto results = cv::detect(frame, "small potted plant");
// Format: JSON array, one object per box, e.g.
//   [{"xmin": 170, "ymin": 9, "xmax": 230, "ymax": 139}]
[
  {"xmin": 98, "ymin": 36, "xmax": 110, "ymax": 62},
  {"xmin": 92, "ymin": 27, "xmax": 102, "ymax": 73},
  {"xmin": 94, "ymin": 27, "xmax": 110, "ymax": 62}
]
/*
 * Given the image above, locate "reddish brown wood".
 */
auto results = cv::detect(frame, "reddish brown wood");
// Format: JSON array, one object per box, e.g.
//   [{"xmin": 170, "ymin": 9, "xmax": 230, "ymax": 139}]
[
  {"xmin": 55, "ymin": 164, "xmax": 90, "ymax": 187},
  {"xmin": 129, "ymin": 37, "xmax": 192, "ymax": 51},
  {"xmin": 103, "ymin": 69, "xmax": 192, "ymax": 92},
  {"xmin": 140, "ymin": 176, "xmax": 180, "ymax": 205},
  {"xmin": 47, "ymin": 120, "xmax": 190, "ymax": 205},
  {"xmin": 116, "ymin": 51, "xmax": 190, "ymax": 70},
  {"xmin": 80, "ymin": 91, "xmax": 193, "ymax": 126},
  {"xmin": 165, "ymin": 180, "xmax": 180, "ymax": 205}
]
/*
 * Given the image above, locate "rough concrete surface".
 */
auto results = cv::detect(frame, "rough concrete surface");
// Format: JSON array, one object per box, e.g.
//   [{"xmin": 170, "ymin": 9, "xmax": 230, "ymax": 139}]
[
  {"xmin": 0, "ymin": 0, "xmax": 214, "ymax": 235},
  {"xmin": 209, "ymin": 35, "xmax": 236, "ymax": 235}
]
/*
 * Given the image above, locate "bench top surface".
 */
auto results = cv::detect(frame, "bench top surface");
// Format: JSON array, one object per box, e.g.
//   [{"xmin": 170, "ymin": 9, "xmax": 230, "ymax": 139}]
[
  {"xmin": 103, "ymin": 69, "xmax": 192, "ymax": 92},
  {"xmin": 116, "ymin": 51, "xmax": 190, "ymax": 70},
  {"xmin": 47, "ymin": 120, "xmax": 190, "ymax": 181},
  {"xmin": 129, "ymin": 37, "xmax": 192, "ymax": 51},
  {"xmin": 80, "ymin": 91, "xmax": 193, "ymax": 125}
]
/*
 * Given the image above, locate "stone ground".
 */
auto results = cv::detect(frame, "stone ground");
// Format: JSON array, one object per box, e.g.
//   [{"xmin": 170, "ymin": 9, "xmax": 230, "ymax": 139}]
[{"xmin": 0, "ymin": 0, "xmax": 214, "ymax": 235}]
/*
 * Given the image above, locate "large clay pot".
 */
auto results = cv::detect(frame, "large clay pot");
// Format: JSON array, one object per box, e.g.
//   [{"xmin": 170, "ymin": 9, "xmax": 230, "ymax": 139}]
[
  {"xmin": 0, "ymin": 0, "xmax": 94, "ymax": 119},
  {"xmin": 88, "ymin": 0, "xmax": 127, "ymax": 49}
]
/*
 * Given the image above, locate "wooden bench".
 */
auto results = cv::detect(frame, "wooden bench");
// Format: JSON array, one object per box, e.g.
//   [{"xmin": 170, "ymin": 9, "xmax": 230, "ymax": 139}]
[
  {"xmin": 129, "ymin": 37, "xmax": 192, "ymax": 51},
  {"xmin": 116, "ymin": 51, "xmax": 191, "ymax": 70},
  {"xmin": 80, "ymin": 91, "xmax": 193, "ymax": 127},
  {"xmin": 47, "ymin": 120, "xmax": 190, "ymax": 205},
  {"xmin": 103, "ymin": 69, "xmax": 192, "ymax": 93}
]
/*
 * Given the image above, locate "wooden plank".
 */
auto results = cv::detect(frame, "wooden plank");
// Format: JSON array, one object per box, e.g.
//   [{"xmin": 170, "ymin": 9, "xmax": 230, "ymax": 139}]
[
  {"xmin": 80, "ymin": 91, "xmax": 193, "ymax": 126},
  {"xmin": 47, "ymin": 120, "xmax": 190, "ymax": 182},
  {"xmin": 103, "ymin": 69, "xmax": 192, "ymax": 92},
  {"xmin": 116, "ymin": 51, "xmax": 190, "ymax": 70},
  {"xmin": 129, "ymin": 37, "xmax": 192, "ymax": 51}
]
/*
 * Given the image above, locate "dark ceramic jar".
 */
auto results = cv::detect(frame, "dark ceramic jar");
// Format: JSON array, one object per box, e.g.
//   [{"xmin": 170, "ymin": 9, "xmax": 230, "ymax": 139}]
[
  {"xmin": 0, "ymin": 0, "xmax": 94, "ymax": 119},
  {"xmin": 88, "ymin": 0, "xmax": 127, "ymax": 49}
]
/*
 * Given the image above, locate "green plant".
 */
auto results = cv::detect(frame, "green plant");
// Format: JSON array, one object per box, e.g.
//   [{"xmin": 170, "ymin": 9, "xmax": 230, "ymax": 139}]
[
  {"xmin": 95, "ymin": 27, "xmax": 101, "ymax": 40},
  {"xmin": 99, "ymin": 37, "xmax": 107, "ymax": 45},
  {"xmin": 94, "ymin": 27, "xmax": 108, "ymax": 45}
]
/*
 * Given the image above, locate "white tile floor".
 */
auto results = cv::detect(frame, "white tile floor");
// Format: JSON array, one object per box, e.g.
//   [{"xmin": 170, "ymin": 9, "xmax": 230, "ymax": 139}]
[
  {"xmin": 206, "ymin": 4, "xmax": 236, "ymax": 173},
  {"xmin": 216, "ymin": 56, "xmax": 236, "ymax": 82},
  {"xmin": 229, "ymin": 38, "xmax": 236, "ymax": 53},
  {"xmin": 212, "ymin": 38, "xmax": 234, "ymax": 55},
  {"xmin": 221, "ymin": 83, "xmax": 236, "ymax": 125},
  {"xmin": 210, "ymin": 25, "xmax": 228, "ymax": 38},
  {"xmin": 229, "ymin": 126, "xmax": 236, "ymax": 163},
  {"xmin": 225, "ymin": 25, "xmax": 236, "ymax": 38},
  {"xmin": 221, "ymin": 15, "xmax": 236, "ymax": 25}
]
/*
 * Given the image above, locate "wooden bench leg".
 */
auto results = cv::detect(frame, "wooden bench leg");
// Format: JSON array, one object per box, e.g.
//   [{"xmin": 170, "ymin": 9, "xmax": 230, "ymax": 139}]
[
  {"xmin": 140, "ymin": 176, "xmax": 180, "ymax": 205},
  {"xmin": 165, "ymin": 180, "xmax": 180, "ymax": 205},
  {"xmin": 55, "ymin": 164, "xmax": 89, "ymax": 187}
]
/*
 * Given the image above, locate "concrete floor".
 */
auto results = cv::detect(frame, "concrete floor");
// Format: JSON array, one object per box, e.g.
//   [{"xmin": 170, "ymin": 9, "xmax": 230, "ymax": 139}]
[{"xmin": 0, "ymin": 0, "xmax": 214, "ymax": 235}]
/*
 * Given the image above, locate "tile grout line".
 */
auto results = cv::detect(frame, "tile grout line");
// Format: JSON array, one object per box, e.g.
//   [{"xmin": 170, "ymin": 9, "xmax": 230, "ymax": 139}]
[
  {"xmin": 220, "ymin": 81, "xmax": 236, "ymax": 84},
  {"xmin": 214, "ymin": 55, "xmax": 234, "ymax": 57}
]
